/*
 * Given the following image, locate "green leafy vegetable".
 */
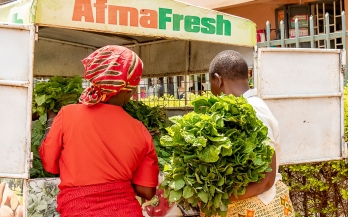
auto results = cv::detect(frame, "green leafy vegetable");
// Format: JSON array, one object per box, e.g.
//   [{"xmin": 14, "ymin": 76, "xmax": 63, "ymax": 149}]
[
  {"xmin": 32, "ymin": 76, "xmax": 83, "ymax": 125},
  {"xmin": 160, "ymin": 93, "xmax": 274, "ymax": 217},
  {"xmin": 28, "ymin": 179, "xmax": 60, "ymax": 217},
  {"xmin": 31, "ymin": 120, "xmax": 57, "ymax": 179}
]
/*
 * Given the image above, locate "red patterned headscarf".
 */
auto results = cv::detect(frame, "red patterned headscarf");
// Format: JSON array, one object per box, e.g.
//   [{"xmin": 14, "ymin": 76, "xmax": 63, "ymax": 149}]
[{"xmin": 79, "ymin": 45, "xmax": 143, "ymax": 106}]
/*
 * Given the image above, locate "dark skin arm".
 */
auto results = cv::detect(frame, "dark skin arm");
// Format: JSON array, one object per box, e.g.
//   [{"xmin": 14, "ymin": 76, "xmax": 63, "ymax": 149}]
[
  {"xmin": 229, "ymin": 153, "xmax": 277, "ymax": 202},
  {"xmin": 133, "ymin": 184, "xmax": 156, "ymax": 200},
  {"xmin": 43, "ymin": 110, "xmax": 58, "ymax": 139}
]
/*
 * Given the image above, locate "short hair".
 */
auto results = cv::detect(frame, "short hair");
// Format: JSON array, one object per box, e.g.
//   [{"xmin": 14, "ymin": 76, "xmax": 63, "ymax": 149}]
[{"xmin": 209, "ymin": 50, "xmax": 248, "ymax": 81}]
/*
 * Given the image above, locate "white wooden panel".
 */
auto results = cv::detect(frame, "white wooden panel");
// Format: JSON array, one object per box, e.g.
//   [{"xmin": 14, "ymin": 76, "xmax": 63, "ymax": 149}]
[
  {"xmin": 0, "ymin": 26, "xmax": 31, "ymax": 81},
  {"xmin": 256, "ymin": 48, "xmax": 345, "ymax": 165},
  {"xmin": 0, "ymin": 86, "xmax": 29, "ymax": 174},
  {"xmin": 0, "ymin": 24, "xmax": 34, "ymax": 178},
  {"xmin": 266, "ymin": 98, "xmax": 342, "ymax": 164},
  {"xmin": 258, "ymin": 50, "xmax": 340, "ymax": 95}
]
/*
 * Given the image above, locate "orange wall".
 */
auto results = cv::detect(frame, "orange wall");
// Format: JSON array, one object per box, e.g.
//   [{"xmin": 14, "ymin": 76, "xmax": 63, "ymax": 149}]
[{"xmin": 221, "ymin": 3, "xmax": 280, "ymax": 39}]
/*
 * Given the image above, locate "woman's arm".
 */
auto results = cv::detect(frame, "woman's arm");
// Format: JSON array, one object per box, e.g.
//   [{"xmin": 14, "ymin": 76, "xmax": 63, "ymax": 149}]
[
  {"xmin": 42, "ymin": 110, "xmax": 58, "ymax": 139},
  {"xmin": 132, "ymin": 125, "xmax": 160, "ymax": 200},
  {"xmin": 133, "ymin": 184, "xmax": 156, "ymax": 200},
  {"xmin": 39, "ymin": 109, "xmax": 63, "ymax": 174},
  {"xmin": 229, "ymin": 153, "xmax": 277, "ymax": 202}
]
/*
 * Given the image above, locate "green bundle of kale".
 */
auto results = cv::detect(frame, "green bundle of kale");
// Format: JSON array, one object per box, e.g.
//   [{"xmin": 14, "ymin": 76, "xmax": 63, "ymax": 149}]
[
  {"xmin": 159, "ymin": 94, "xmax": 274, "ymax": 217},
  {"xmin": 32, "ymin": 76, "xmax": 83, "ymax": 125}
]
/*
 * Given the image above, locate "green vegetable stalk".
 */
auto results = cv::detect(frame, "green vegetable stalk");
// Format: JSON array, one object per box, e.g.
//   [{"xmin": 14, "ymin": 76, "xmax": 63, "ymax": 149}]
[{"xmin": 159, "ymin": 94, "xmax": 274, "ymax": 217}]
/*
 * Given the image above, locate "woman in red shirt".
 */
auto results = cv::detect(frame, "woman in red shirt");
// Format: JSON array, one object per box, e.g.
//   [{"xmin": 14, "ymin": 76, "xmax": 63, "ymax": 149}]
[{"xmin": 39, "ymin": 46, "xmax": 159, "ymax": 217}]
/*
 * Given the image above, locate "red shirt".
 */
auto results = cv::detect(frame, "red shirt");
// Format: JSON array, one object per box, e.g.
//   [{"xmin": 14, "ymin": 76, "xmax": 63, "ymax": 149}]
[{"xmin": 39, "ymin": 104, "xmax": 159, "ymax": 190}]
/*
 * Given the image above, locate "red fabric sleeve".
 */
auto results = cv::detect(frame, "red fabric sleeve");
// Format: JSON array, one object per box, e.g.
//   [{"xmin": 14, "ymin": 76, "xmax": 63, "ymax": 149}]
[
  {"xmin": 132, "ymin": 126, "xmax": 159, "ymax": 187},
  {"xmin": 39, "ymin": 108, "xmax": 64, "ymax": 174}
]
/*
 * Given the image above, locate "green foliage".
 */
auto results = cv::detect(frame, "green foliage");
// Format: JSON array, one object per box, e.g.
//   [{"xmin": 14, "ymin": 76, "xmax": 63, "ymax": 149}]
[
  {"xmin": 32, "ymin": 76, "xmax": 83, "ymax": 125},
  {"xmin": 139, "ymin": 92, "xmax": 210, "ymax": 107},
  {"xmin": 281, "ymin": 161, "xmax": 348, "ymax": 216},
  {"xmin": 28, "ymin": 180, "xmax": 60, "ymax": 217},
  {"xmin": 160, "ymin": 94, "xmax": 274, "ymax": 217},
  {"xmin": 31, "ymin": 121, "xmax": 57, "ymax": 179}
]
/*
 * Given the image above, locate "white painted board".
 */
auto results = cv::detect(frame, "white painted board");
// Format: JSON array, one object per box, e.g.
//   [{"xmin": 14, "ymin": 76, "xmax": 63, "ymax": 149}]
[
  {"xmin": 0, "ymin": 23, "xmax": 35, "ymax": 178},
  {"xmin": 255, "ymin": 48, "xmax": 345, "ymax": 165}
]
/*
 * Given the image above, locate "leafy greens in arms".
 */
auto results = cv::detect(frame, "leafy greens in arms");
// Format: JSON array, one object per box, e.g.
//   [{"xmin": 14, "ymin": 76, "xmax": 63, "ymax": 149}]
[{"xmin": 159, "ymin": 94, "xmax": 274, "ymax": 217}]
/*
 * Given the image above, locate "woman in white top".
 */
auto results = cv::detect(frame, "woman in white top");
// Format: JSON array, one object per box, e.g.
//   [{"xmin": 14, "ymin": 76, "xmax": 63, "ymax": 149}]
[{"xmin": 206, "ymin": 50, "xmax": 295, "ymax": 217}]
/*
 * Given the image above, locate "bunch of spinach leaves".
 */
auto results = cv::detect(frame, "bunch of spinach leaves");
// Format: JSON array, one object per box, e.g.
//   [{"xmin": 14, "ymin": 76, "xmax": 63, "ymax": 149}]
[
  {"xmin": 31, "ymin": 120, "xmax": 57, "ymax": 178},
  {"xmin": 32, "ymin": 76, "xmax": 83, "ymax": 125},
  {"xmin": 159, "ymin": 94, "xmax": 274, "ymax": 217}
]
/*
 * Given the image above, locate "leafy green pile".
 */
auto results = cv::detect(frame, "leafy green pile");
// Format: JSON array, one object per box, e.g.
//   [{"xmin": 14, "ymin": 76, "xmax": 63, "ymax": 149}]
[
  {"xmin": 31, "ymin": 120, "xmax": 57, "ymax": 179},
  {"xmin": 159, "ymin": 94, "xmax": 274, "ymax": 217},
  {"xmin": 123, "ymin": 100, "xmax": 172, "ymax": 171},
  {"xmin": 32, "ymin": 76, "xmax": 83, "ymax": 125},
  {"xmin": 28, "ymin": 179, "xmax": 60, "ymax": 217},
  {"xmin": 31, "ymin": 76, "xmax": 83, "ymax": 179}
]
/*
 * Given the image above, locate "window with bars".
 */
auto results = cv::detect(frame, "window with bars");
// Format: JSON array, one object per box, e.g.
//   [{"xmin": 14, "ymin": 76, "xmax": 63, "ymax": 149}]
[
  {"xmin": 310, "ymin": 0, "xmax": 344, "ymax": 49},
  {"xmin": 133, "ymin": 74, "xmax": 211, "ymax": 107},
  {"xmin": 34, "ymin": 68, "xmax": 254, "ymax": 107}
]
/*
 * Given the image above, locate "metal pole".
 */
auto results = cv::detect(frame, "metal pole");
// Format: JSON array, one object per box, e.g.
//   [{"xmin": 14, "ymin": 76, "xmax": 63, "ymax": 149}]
[
  {"xmin": 325, "ymin": 13, "xmax": 331, "ymax": 49},
  {"xmin": 137, "ymin": 85, "xmax": 141, "ymax": 101},
  {"xmin": 310, "ymin": 15, "xmax": 315, "ymax": 48},
  {"xmin": 342, "ymin": 12, "xmax": 346, "ymax": 50},
  {"xmin": 163, "ymin": 77, "xmax": 168, "ymax": 95},
  {"xmin": 280, "ymin": 20, "xmax": 285, "ymax": 48},
  {"xmin": 154, "ymin": 77, "xmax": 158, "ymax": 98},
  {"xmin": 295, "ymin": 18, "xmax": 300, "ymax": 48},
  {"xmin": 266, "ymin": 21, "xmax": 271, "ymax": 47},
  {"xmin": 184, "ymin": 75, "xmax": 189, "ymax": 105},
  {"xmin": 173, "ymin": 76, "xmax": 178, "ymax": 98},
  {"xmin": 144, "ymin": 78, "xmax": 148, "ymax": 97},
  {"xmin": 194, "ymin": 74, "xmax": 198, "ymax": 94},
  {"xmin": 205, "ymin": 73, "xmax": 210, "ymax": 91}
]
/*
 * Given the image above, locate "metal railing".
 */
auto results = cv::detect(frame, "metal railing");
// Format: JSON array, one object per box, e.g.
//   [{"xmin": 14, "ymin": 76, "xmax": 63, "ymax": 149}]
[
  {"xmin": 258, "ymin": 11, "xmax": 348, "ymax": 81},
  {"xmin": 258, "ymin": 12, "xmax": 347, "ymax": 50}
]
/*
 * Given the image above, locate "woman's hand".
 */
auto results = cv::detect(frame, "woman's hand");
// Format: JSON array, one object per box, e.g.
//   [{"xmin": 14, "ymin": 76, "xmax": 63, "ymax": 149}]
[
  {"xmin": 229, "ymin": 153, "xmax": 277, "ymax": 202},
  {"xmin": 133, "ymin": 184, "xmax": 156, "ymax": 200}
]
